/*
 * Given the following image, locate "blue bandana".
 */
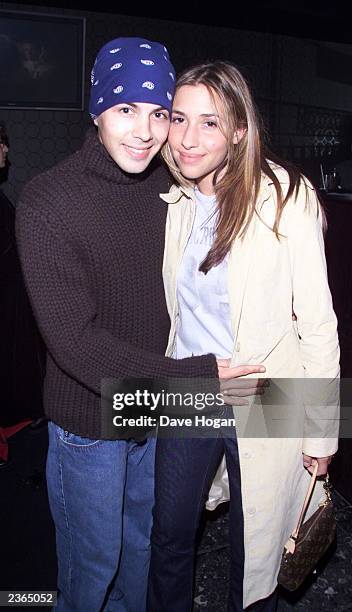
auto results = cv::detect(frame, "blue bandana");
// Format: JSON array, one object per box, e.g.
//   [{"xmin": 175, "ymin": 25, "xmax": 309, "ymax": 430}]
[{"xmin": 89, "ymin": 37, "xmax": 176, "ymax": 118}]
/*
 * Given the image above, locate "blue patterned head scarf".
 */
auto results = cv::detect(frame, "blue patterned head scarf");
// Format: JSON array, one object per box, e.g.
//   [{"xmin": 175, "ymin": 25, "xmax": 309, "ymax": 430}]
[{"xmin": 89, "ymin": 37, "xmax": 176, "ymax": 118}]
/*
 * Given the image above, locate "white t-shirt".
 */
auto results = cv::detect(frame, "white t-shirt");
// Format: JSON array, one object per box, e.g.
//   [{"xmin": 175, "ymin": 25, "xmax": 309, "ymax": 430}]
[{"xmin": 175, "ymin": 188, "xmax": 234, "ymax": 359}]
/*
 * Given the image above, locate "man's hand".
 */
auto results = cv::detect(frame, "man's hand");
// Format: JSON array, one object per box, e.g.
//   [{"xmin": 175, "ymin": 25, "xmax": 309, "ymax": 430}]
[
  {"xmin": 217, "ymin": 359, "xmax": 267, "ymax": 406},
  {"xmin": 302, "ymin": 454, "xmax": 333, "ymax": 476}
]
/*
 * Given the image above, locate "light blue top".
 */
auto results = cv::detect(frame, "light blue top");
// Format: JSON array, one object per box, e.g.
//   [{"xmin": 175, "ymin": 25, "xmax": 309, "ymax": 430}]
[{"xmin": 174, "ymin": 188, "xmax": 234, "ymax": 359}]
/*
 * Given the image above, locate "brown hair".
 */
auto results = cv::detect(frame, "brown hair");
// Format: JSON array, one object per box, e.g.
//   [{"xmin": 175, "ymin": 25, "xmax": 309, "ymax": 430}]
[{"xmin": 162, "ymin": 61, "xmax": 305, "ymax": 273}]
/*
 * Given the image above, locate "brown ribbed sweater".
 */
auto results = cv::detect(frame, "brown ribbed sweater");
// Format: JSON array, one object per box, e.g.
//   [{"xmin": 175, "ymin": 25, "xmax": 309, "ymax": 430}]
[{"xmin": 16, "ymin": 129, "xmax": 217, "ymax": 438}]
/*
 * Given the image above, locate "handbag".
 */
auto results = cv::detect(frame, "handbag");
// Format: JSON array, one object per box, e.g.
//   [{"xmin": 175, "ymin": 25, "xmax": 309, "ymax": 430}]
[{"xmin": 277, "ymin": 461, "xmax": 336, "ymax": 591}]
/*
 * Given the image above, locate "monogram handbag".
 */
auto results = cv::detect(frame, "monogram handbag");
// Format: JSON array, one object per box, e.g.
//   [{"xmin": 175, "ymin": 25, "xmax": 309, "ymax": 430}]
[{"xmin": 277, "ymin": 461, "xmax": 336, "ymax": 591}]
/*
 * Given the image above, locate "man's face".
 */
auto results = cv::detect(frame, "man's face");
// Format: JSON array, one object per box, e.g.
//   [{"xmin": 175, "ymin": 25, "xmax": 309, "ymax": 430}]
[{"xmin": 94, "ymin": 102, "xmax": 170, "ymax": 174}]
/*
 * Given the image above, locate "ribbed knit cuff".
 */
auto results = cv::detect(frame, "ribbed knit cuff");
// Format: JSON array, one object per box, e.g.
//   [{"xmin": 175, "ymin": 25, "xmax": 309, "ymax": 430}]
[{"xmin": 166, "ymin": 353, "xmax": 218, "ymax": 379}]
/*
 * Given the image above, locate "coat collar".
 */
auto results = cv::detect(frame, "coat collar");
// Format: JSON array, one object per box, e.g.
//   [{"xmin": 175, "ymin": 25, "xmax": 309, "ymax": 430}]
[
  {"xmin": 159, "ymin": 166, "xmax": 283, "ymax": 207},
  {"xmin": 159, "ymin": 184, "xmax": 194, "ymax": 204}
]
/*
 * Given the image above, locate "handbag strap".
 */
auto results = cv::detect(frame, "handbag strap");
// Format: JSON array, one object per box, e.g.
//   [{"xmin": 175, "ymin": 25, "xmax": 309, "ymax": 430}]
[
  {"xmin": 284, "ymin": 462, "xmax": 332, "ymax": 554},
  {"xmin": 291, "ymin": 461, "xmax": 319, "ymax": 539}
]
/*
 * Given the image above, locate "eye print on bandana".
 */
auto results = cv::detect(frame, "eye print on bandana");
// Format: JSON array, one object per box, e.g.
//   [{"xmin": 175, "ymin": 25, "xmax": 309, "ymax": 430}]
[
  {"xmin": 93, "ymin": 79, "xmax": 99, "ymax": 86},
  {"xmin": 110, "ymin": 63, "xmax": 122, "ymax": 70},
  {"xmin": 141, "ymin": 59, "xmax": 154, "ymax": 66},
  {"xmin": 142, "ymin": 81, "xmax": 155, "ymax": 90},
  {"xmin": 113, "ymin": 86, "xmax": 124, "ymax": 94},
  {"xmin": 97, "ymin": 97, "xmax": 104, "ymax": 104},
  {"xmin": 110, "ymin": 48, "xmax": 121, "ymax": 53},
  {"xmin": 169, "ymin": 72, "xmax": 175, "ymax": 81},
  {"xmin": 140, "ymin": 43, "xmax": 151, "ymax": 49},
  {"xmin": 167, "ymin": 92, "xmax": 173, "ymax": 101}
]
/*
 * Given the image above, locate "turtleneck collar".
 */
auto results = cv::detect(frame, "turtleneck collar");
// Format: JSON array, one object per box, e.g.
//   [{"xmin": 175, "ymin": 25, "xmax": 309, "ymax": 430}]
[{"xmin": 81, "ymin": 127, "xmax": 161, "ymax": 186}]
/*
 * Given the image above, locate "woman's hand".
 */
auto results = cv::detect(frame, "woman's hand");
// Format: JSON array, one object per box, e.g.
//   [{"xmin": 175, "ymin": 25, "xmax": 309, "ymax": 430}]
[
  {"xmin": 302, "ymin": 454, "xmax": 333, "ymax": 476},
  {"xmin": 217, "ymin": 359, "xmax": 267, "ymax": 406}
]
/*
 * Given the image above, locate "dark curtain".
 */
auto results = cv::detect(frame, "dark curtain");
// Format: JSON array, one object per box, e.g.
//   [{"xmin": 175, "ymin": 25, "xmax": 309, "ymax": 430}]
[{"xmin": 0, "ymin": 188, "xmax": 45, "ymax": 427}]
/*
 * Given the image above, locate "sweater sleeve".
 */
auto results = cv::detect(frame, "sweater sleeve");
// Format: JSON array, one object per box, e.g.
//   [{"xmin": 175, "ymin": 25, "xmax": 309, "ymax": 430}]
[{"xmin": 16, "ymin": 196, "xmax": 218, "ymax": 397}]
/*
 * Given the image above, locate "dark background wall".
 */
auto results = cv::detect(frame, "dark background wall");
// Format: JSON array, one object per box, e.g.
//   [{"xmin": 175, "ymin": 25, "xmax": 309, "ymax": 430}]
[
  {"xmin": 1, "ymin": 0, "xmax": 352, "ymax": 202},
  {"xmin": 2, "ymin": 2, "xmax": 352, "ymax": 501}
]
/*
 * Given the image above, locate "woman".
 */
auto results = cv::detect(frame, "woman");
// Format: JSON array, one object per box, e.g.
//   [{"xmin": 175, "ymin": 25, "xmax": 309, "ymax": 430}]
[{"xmin": 147, "ymin": 62, "xmax": 339, "ymax": 611}]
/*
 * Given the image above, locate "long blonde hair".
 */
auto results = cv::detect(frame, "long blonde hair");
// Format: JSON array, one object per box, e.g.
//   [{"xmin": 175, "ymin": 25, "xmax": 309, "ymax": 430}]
[{"xmin": 162, "ymin": 61, "xmax": 303, "ymax": 273}]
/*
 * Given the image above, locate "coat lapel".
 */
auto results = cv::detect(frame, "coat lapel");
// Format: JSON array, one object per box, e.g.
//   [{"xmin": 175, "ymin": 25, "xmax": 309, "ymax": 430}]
[
  {"xmin": 228, "ymin": 180, "xmax": 274, "ymax": 341},
  {"xmin": 227, "ymin": 222, "xmax": 257, "ymax": 341}
]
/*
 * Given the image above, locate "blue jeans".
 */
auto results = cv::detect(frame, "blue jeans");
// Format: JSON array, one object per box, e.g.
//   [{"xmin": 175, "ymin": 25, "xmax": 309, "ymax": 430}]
[
  {"xmin": 148, "ymin": 425, "xmax": 278, "ymax": 612},
  {"xmin": 46, "ymin": 421, "xmax": 156, "ymax": 612}
]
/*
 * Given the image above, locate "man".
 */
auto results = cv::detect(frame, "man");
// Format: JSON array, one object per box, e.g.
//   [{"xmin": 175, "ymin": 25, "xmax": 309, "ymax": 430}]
[
  {"xmin": 16, "ymin": 38, "xmax": 263, "ymax": 611},
  {"xmin": 16, "ymin": 37, "xmax": 217, "ymax": 611}
]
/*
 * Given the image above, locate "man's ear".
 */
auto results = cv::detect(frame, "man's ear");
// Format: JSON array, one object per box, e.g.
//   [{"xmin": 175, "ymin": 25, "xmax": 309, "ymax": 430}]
[
  {"xmin": 93, "ymin": 118, "xmax": 98, "ymax": 126},
  {"xmin": 233, "ymin": 127, "xmax": 247, "ymax": 144}
]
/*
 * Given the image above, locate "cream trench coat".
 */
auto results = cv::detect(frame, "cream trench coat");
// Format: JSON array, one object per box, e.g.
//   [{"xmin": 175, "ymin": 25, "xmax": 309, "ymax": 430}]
[{"xmin": 160, "ymin": 164, "xmax": 340, "ymax": 608}]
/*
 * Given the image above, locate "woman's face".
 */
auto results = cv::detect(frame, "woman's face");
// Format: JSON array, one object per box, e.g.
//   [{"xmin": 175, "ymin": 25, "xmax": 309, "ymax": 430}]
[{"xmin": 168, "ymin": 84, "xmax": 229, "ymax": 195}]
